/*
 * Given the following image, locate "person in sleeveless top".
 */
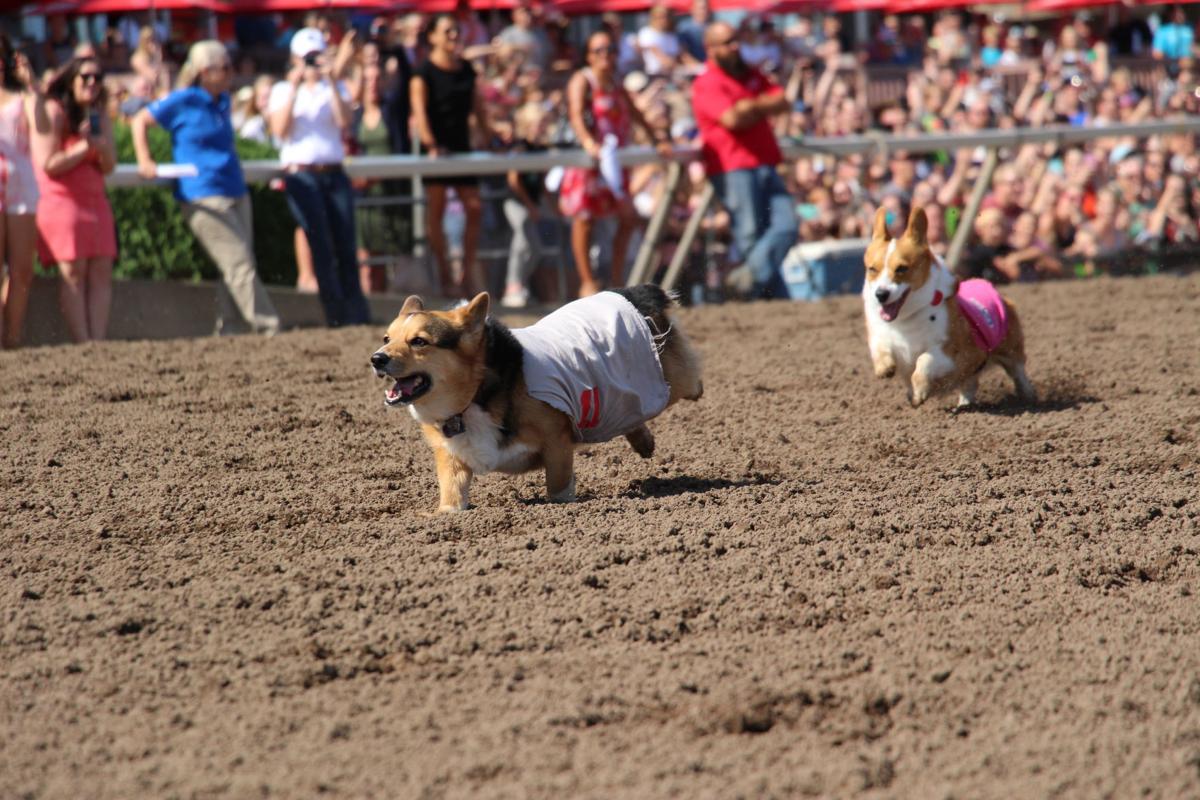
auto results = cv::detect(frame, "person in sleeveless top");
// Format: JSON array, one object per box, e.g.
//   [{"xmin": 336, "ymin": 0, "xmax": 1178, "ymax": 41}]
[
  {"xmin": 32, "ymin": 56, "xmax": 116, "ymax": 344},
  {"xmin": 410, "ymin": 13, "xmax": 494, "ymax": 300},
  {"xmin": 564, "ymin": 30, "xmax": 671, "ymax": 297},
  {"xmin": 0, "ymin": 39, "xmax": 47, "ymax": 349}
]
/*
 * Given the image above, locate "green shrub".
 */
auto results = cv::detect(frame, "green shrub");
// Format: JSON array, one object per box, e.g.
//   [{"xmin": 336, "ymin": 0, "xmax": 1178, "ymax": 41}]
[{"xmin": 109, "ymin": 121, "xmax": 297, "ymax": 286}]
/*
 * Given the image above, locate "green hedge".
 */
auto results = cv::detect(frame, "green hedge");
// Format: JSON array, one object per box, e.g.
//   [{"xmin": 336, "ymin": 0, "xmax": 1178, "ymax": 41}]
[{"xmin": 110, "ymin": 123, "xmax": 297, "ymax": 286}]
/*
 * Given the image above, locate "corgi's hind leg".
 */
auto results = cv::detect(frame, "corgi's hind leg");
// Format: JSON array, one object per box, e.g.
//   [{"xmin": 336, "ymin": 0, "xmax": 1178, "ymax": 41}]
[
  {"xmin": 994, "ymin": 301, "xmax": 1036, "ymax": 402},
  {"xmin": 993, "ymin": 351, "xmax": 1036, "ymax": 403},
  {"xmin": 1005, "ymin": 359, "xmax": 1037, "ymax": 403},
  {"xmin": 625, "ymin": 424, "xmax": 655, "ymax": 458}
]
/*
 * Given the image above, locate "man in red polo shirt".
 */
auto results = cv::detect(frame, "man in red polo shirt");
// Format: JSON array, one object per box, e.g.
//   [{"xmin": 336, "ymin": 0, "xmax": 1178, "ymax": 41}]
[{"xmin": 693, "ymin": 21, "xmax": 796, "ymax": 298}]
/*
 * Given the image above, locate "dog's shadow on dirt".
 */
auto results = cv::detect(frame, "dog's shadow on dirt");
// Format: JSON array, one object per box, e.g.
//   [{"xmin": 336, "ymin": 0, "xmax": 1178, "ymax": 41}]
[
  {"xmin": 951, "ymin": 375, "xmax": 1100, "ymax": 417},
  {"xmin": 620, "ymin": 474, "xmax": 782, "ymax": 499},
  {"xmin": 518, "ymin": 474, "xmax": 780, "ymax": 506}
]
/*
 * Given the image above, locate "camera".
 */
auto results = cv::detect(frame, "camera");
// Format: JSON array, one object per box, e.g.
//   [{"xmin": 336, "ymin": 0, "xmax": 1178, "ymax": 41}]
[{"xmin": 303, "ymin": 52, "xmax": 320, "ymax": 67}]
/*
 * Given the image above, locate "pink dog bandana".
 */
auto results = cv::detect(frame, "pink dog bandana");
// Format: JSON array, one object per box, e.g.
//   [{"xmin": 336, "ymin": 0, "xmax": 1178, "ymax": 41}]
[{"xmin": 955, "ymin": 279, "xmax": 1008, "ymax": 353}]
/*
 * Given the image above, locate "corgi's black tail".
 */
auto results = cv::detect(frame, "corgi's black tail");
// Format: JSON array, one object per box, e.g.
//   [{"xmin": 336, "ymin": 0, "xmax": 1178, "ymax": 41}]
[{"xmin": 609, "ymin": 284, "xmax": 672, "ymax": 318}]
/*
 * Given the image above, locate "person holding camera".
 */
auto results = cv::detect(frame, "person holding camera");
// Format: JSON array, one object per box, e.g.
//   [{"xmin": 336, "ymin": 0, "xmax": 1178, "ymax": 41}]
[
  {"xmin": 132, "ymin": 40, "xmax": 281, "ymax": 337},
  {"xmin": 268, "ymin": 27, "xmax": 368, "ymax": 328},
  {"xmin": 32, "ymin": 56, "xmax": 116, "ymax": 343}
]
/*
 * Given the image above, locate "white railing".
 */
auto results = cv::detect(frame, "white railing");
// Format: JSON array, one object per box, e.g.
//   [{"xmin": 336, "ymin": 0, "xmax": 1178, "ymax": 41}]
[
  {"xmin": 106, "ymin": 118, "xmax": 1200, "ymax": 188},
  {"xmin": 106, "ymin": 118, "xmax": 1200, "ymax": 292}
]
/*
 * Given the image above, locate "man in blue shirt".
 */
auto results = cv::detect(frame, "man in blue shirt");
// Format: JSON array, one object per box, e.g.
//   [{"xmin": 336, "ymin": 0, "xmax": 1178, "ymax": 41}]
[
  {"xmin": 1153, "ymin": 6, "xmax": 1194, "ymax": 61},
  {"xmin": 131, "ymin": 40, "xmax": 280, "ymax": 336}
]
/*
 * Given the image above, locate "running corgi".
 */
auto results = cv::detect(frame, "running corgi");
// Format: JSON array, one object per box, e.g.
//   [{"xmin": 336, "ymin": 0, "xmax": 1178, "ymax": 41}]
[
  {"xmin": 370, "ymin": 286, "xmax": 703, "ymax": 512},
  {"xmin": 863, "ymin": 206, "xmax": 1036, "ymax": 408}
]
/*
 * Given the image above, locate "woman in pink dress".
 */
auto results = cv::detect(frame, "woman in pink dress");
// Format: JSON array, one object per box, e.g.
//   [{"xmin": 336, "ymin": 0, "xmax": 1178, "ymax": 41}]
[
  {"xmin": 564, "ymin": 30, "xmax": 669, "ymax": 297},
  {"xmin": 31, "ymin": 56, "xmax": 116, "ymax": 343},
  {"xmin": 0, "ymin": 38, "xmax": 45, "ymax": 348}
]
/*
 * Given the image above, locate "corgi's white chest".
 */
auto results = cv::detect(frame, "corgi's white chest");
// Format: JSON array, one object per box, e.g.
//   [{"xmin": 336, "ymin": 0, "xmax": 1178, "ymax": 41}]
[
  {"xmin": 870, "ymin": 304, "xmax": 949, "ymax": 366},
  {"xmin": 429, "ymin": 404, "xmax": 534, "ymax": 475},
  {"xmin": 864, "ymin": 268, "xmax": 955, "ymax": 378}
]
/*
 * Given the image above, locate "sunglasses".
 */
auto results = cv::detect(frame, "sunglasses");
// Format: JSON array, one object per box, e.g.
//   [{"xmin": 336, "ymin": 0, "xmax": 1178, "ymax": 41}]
[
  {"xmin": 709, "ymin": 37, "xmax": 737, "ymax": 48},
  {"xmin": 590, "ymin": 45, "xmax": 616, "ymax": 55},
  {"xmin": 79, "ymin": 72, "xmax": 102, "ymax": 84}
]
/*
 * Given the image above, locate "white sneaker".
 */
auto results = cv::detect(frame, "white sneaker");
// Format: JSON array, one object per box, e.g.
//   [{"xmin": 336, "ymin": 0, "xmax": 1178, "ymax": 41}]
[{"xmin": 500, "ymin": 287, "xmax": 529, "ymax": 308}]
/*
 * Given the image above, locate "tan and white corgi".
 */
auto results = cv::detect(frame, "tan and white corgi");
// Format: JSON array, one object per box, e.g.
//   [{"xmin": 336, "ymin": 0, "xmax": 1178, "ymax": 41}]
[
  {"xmin": 370, "ymin": 286, "xmax": 703, "ymax": 513},
  {"xmin": 863, "ymin": 206, "xmax": 1036, "ymax": 408}
]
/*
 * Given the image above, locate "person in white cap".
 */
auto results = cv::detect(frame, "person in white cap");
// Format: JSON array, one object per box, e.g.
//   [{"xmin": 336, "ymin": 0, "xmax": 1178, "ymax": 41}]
[{"xmin": 268, "ymin": 27, "xmax": 369, "ymax": 327}]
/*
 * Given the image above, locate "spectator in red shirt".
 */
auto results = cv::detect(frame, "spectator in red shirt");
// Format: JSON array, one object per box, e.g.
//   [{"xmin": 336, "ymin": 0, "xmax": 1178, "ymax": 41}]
[{"xmin": 692, "ymin": 22, "xmax": 795, "ymax": 298}]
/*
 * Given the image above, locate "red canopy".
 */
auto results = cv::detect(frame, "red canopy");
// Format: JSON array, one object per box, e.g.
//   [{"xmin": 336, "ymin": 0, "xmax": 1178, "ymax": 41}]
[
  {"xmin": 829, "ymin": 0, "xmax": 888, "ymax": 11},
  {"xmin": 885, "ymin": 0, "xmax": 1008, "ymax": 11},
  {"xmin": 1024, "ymin": 0, "xmax": 1116, "ymax": 9},
  {"xmin": 29, "ymin": 0, "xmax": 233, "ymax": 11},
  {"xmin": 229, "ymin": 0, "xmax": 394, "ymax": 10},
  {"xmin": 765, "ymin": 0, "xmax": 828, "ymax": 11},
  {"xmin": 552, "ymin": 0, "xmax": 812, "ymax": 13}
]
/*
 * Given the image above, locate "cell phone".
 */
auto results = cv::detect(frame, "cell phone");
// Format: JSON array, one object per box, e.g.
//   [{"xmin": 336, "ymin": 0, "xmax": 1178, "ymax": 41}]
[
  {"xmin": 88, "ymin": 109, "xmax": 102, "ymax": 133},
  {"xmin": 304, "ymin": 52, "xmax": 320, "ymax": 67}
]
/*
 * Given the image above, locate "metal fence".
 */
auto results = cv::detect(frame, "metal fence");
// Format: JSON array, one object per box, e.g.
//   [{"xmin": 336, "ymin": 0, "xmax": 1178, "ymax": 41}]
[{"xmin": 106, "ymin": 117, "xmax": 1200, "ymax": 295}]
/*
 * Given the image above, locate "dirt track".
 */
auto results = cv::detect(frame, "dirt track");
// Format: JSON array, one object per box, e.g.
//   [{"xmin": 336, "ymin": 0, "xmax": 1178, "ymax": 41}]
[{"xmin": 3, "ymin": 274, "xmax": 1199, "ymax": 799}]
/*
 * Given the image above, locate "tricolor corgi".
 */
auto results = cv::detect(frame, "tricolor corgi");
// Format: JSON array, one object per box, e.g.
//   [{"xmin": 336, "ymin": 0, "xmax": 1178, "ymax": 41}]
[
  {"xmin": 863, "ymin": 206, "xmax": 1036, "ymax": 408},
  {"xmin": 370, "ymin": 286, "xmax": 703, "ymax": 513}
]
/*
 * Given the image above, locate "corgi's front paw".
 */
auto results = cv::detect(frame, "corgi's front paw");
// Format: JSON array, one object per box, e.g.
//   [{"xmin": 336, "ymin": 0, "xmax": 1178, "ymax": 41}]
[
  {"xmin": 908, "ymin": 386, "xmax": 930, "ymax": 408},
  {"xmin": 435, "ymin": 503, "xmax": 469, "ymax": 514},
  {"xmin": 871, "ymin": 347, "xmax": 896, "ymax": 378}
]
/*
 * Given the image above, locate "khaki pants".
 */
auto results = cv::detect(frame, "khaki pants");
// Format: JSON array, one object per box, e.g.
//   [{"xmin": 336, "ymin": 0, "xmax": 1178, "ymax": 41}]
[{"xmin": 182, "ymin": 195, "xmax": 280, "ymax": 335}]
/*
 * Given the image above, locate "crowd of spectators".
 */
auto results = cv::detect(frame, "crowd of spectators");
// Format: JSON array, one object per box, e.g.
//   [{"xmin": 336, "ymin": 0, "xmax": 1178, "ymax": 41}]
[{"xmin": 1, "ymin": 3, "xmax": 1198, "ymax": 345}]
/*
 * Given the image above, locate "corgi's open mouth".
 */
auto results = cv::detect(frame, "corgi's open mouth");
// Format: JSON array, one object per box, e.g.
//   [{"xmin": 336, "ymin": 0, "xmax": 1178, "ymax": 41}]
[
  {"xmin": 879, "ymin": 289, "xmax": 910, "ymax": 322},
  {"xmin": 385, "ymin": 373, "xmax": 431, "ymax": 406}
]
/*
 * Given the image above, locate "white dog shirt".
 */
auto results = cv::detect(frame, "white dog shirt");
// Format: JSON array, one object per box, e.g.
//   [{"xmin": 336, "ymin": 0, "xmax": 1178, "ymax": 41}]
[{"xmin": 512, "ymin": 292, "xmax": 670, "ymax": 443}]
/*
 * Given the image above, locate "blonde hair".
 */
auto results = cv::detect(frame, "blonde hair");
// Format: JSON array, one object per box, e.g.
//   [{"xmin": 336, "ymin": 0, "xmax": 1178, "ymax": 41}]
[
  {"xmin": 176, "ymin": 40, "xmax": 228, "ymax": 89},
  {"xmin": 136, "ymin": 25, "xmax": 158, "ymax": 55}
]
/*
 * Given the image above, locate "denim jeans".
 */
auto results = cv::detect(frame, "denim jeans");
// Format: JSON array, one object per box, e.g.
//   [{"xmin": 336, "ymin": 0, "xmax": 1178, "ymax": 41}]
[
  {"xmin": 711, "ymin": 165, "xmax": 798, "ymax": 298},
  {"xmin": 283, "ymin": 168, "xmax": 369, "ymax": 327}
]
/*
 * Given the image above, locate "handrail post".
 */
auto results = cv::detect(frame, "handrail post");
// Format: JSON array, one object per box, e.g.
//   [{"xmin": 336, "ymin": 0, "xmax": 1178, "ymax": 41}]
[
  {"xmin": 660, "ymin": 181, "xmax": 715, "ymax": 293},
  {"xmin": 627, "ymin": 160, "xmax": 682, "ymax": 287},
  {"xmin": 945, "ymin": 146, "xmax": 999, "ymax": 275}
]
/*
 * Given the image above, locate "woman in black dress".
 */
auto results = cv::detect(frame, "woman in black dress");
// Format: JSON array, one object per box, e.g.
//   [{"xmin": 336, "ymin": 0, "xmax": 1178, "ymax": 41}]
[{"xmin": 410, "ymin": 14, "xmax": 493, "ymax": 299}]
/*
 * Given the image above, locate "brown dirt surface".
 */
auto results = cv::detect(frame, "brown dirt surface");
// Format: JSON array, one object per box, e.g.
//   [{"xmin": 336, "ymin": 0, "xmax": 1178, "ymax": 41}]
[{"xmin": 3, "ymin": 274, "xmax": 1200, "ymax": 799}]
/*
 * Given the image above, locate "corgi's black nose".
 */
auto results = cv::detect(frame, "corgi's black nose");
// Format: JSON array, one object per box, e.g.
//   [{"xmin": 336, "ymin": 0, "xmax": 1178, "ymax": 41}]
[
  {"xmin": 371, "ymin": 352, "xmax": 390, "ymax": 369},
  {"xmin": 874, "ymin": 288, "xmax": 890, "ymax": 304}
]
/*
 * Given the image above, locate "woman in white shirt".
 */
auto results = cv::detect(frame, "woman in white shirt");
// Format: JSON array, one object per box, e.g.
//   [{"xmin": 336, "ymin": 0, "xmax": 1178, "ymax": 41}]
[{"xmin": 268, "ymin": 27, "xmax": 369, "ymax": 327}]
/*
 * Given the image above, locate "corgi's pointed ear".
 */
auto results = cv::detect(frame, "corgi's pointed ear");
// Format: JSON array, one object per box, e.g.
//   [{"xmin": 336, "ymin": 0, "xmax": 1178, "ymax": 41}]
[
  {"xmin": 400, "ymin": 295, "xmax": 424, "ymax": 315},
  {"xmin": 461, "ymin": 292, "xmax": 490, "ymax": 332},
  {"xmin": 872, "ymin": 208, "xmax": 890, "ymax": 241},
  {"xmin": 905, "ymin": 207, "xmax": 928, "ymax": 246}
]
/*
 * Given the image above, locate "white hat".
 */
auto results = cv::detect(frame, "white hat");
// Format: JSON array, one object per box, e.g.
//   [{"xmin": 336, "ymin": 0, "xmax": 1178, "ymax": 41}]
[
  {"xmin": 623, "ymin": 71, "xmax": 649, "ymax": 94},
  {"xmin": 290, "ymin": 27, "xmax": 326, "ymax": 59}
]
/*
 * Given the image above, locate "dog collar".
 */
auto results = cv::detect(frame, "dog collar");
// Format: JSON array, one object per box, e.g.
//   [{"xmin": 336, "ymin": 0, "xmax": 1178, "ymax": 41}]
[{"xmin": 442, "ymin": 413, "xmax": 466, "ymax": 438}]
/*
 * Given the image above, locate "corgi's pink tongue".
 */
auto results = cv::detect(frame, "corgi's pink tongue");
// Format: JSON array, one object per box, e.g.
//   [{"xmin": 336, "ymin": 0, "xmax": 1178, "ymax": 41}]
[
  {"xmin": 395, "ymin": 375, "xmax": 424, "ymax": 397},
  {"xmin": 880, "ymin": 291, "xmax": 909, "ymax": 322},
  {"xmin": 387, "ymin": 374, "xmax": 426, "ymax": 402}
]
